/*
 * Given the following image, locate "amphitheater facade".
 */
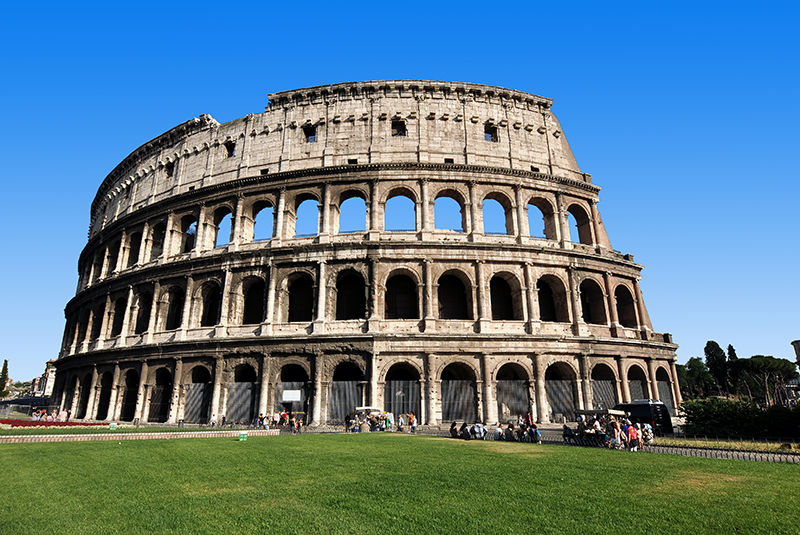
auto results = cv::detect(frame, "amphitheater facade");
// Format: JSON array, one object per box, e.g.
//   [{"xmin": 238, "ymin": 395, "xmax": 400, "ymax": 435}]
[{"xmin": 52, "ymin": 80, "xmax": 681, "ymax": 426}]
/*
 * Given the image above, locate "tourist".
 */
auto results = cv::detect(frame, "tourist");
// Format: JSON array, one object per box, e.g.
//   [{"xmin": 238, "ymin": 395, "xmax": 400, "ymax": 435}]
[
  {"xmin": 410, "ymin": 413, "xmax": 417, "ymax": 433},
  {"xmin": 495, "ymin": 423, "xmax": 504, "ymax": 440},
  {"xmin": 210, "ymin": 414, "xmax": 217, "ymax": 427},
  {"xmin": 628, "ymin": 423, "xmax": 640, "ymax": 452},
  {"xmin": 397, "ymin": 414, "xmax": 404, "ymax": 433}
]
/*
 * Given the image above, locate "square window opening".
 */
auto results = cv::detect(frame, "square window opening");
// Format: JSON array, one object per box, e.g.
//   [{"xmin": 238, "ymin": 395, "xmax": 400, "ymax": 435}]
[
  {"xmin": 531, "ymin": 166, "xmax": 540, "ymax": 172},
  {"xmin": 165, "ymin": 161, "xmax": 175, "ymax": 178},
  {"xmin": 348, "ymin": 159, "xmax": 358, "ymax": 165},
  {"xmin": 391, "ymin": 120, "xmax": 407, "ymax": 137},
  {"xmin": 224, "ymin": 141, "xmax": 236, "ymax": 158},
  {"xmin": 260, "ymin": 169, "xmax": 270, "ymax": 176},
  {"xmin": 484, "ymin": 124, "xmax": 498, "ymax": 142},
  {"xmin": 303, "ymin": 124, "xmax": 317, "ymax": 143},
  {"xmin": 444, "ymin": 158, "xmax": 454, "ymax": 164}
]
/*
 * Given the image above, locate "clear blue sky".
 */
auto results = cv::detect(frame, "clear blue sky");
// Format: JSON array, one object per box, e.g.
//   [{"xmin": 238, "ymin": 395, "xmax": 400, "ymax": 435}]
[{"xmin": 1, "ymin": 1, "xmax": 798, "ymax": 382}]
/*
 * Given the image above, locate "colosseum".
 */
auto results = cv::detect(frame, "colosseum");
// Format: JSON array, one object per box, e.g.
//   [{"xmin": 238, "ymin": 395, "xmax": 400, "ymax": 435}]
[{"xmin": 52, "ymin": 80, "xmax": 681, "ymax": 427}]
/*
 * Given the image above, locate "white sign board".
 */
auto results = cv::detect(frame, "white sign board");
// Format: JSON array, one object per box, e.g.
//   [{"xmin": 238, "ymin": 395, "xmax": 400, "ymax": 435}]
[{"xmin": 283, "ymin": 390, "xmax": 302, "ymax": 402}]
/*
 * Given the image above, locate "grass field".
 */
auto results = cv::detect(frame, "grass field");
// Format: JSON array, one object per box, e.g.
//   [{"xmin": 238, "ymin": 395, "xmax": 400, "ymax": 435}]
[{"xmin": 1, "ymin": 433, "xmax": 796, "ymax": 534}]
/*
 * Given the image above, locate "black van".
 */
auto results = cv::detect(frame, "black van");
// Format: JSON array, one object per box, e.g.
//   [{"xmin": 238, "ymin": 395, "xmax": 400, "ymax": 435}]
[{"xmin": 612, "ymin": 399, "xmax": 674, "ymax": 435}]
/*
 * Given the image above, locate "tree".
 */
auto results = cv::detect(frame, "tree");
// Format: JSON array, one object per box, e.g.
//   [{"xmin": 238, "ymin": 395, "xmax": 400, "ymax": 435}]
[
  {"xmin": 704, "ymin": 341, "xmax": 728, "ymax": 395},
  {"xmin": 727, "ymin": 344, "xmax": 741, "ymax": 394},
  {"xmin": 679, "ymin": 357, "xmax": 715, "ymax": 398},
  {"xmin": 729, "ymin": 356, "xmax": 799, "ymax": 407},
  {"xmin": 0, "ymin": 360, "xmax": 8, "ymax": 398}
]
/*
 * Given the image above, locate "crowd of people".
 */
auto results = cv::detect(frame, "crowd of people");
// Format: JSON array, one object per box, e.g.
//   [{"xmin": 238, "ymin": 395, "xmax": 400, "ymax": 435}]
[
  {"xmin": 562, "ymin": 414, "xmax": 654, "ymax": 451},
  {"xmin": 343, "ymin": 411, "xmax": 419, "ymax": 433},
  {"xmin": 31, "ymin": 409, "xmax": 70, "ymax": 422}
]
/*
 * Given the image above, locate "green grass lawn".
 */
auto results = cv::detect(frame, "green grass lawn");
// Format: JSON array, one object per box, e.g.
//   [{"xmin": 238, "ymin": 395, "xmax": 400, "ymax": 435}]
[{"xmin": 1, "ymin": 433, "xmax": 796, "ymax": 534}]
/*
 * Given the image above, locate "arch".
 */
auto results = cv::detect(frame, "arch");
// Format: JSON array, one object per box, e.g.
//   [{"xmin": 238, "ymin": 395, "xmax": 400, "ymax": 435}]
[
  {"xmin": 184, "ymin": 365, "xmax": 212, "ymax": 423},
  {"xmin": 75, "ymin": 373, "xmax": 92, "ymax": 419},
  {"xmin": 656, "ymin": 366, "xmax": 675, "ymax": 414},
  {"xmin": 496, "ymin": 363, "xmax": 530, "ymax": 423},
  {"xmin": 234, "ymin": 364, "xmax": 257, "ymax": 382},
  {"xmin": 579, "ymin": 278, "xmax": 607, "ymax": 325},
  {"xmin": 338, "ymin": 193, "xmax": 367, "ymax": 234},
  {"xmin": 590, "ymin": 362, "xmax": 617, "ymax": 410},
  {"xmin": 228, "ymin": 363, "xmax": 257, "ymax": 424},
  {"xmin": 615, "ymin": 285, "xmax": 637, "ymax": 328},
  {"xmin": 163, "ymin": 287, "xmax": 185, "ymax": 331},
  {"xmin": 133, "ymin": 290, "xmax": 152, "ymax": 335},
  {"xmin": 107, "ymin": 240, "xmax": 121, "ymax": 274},
  {"xmin": 120, "ymin": 370, "xmax": 139, "ymax": 421},
  {"xmin": 148, "ymin": 367, "xmax": 173, "ymax": 423},
  {"xmin": 527, "ymin": 197, "xmax": 557, "ymax": 240},
  {"xmin": 437, "ymin": 272, "xmax": 472, "ymax": 320},
  {"xmin": 384, "ymin": 192, "xmax": 416, "ymax": 231},
  {"xmin": 482, "ymin": 193, "xmax": 513, "ymax": 235},
  {"xmin": 385, "ymin": 273, "xmax": 419, "ymax": 319},
  {"xmin": 294, "ymin": 196, "xmax": 319, "ymax": 237},
  {"xmin": 490, "ymin": 274, "xmax": 520, "ymax": 321},
  {"xmin": 434, "ymin": 194, "xmax": 465, "ymax": 232},
  {"xmin": 94, "ymin": 371, "xmax": 113, "ymax": 420},
  {"xmin": 242, "ymin": 278, "xmax": 266, "ymax": 325},
  {"xmin": 149, "ymin": 222, "xmax": 166, "ymax": 261},
  {"xmin": 77, "ymin": 309, "xmax": 91, "ymax": 344},
  {"xmin": 200, "ymin": 283, "xmax": 222, "ymax": 327},
  {"xmin": 253, "ymin": 200, "xmax": 274, "ymax": 241},
  {"xmin": 537, "ymin": 275, "xmax": 569, "ymax": 323},
  {"xmin": 566, "ymin": 203, "xmax": 592, "ymax": 245},
  {"xmin": 545, "ymin": 362, "xmax": 577, "ymax": 422},
  {"xmin": 126, "ymin": 231, "xmax": 142, "ymax": 268},
  {"xmin": 440, "ymin": 362, "xmax": 478, "ymax": 423},
  {"xmin": 384, "ymin": 362, "xmax": 421, "ymax": 417},
  {"xmin": 335, "ymin": 270, "xmax": 366, "ymax": 320},
  {"xmin": 180, "ymin": 214, "xmax": 198, "ymax": 253},
  {"xmin": 627, "ymin": 364, "xmax": 648, "ymax": 401},
  {"xmin": 288, "ymin": 273, "xmax": 314, "ymax": 322},
  {"xmin": 110, "ymin": 296, "xmax": 127, "ymax": 337},
  {"xmin": 276, "ymin": 364, "xmax": 310, "ymax": 415},
  {"xmin": 214, "ymin": 207, "xmax": 233, "ymax": 248},
  {"xmin": 329, "ymin": 361, "xmax": 365, "ymax": 423},
  {"xmin": 89, "ymin": 302, "xmax": 105, "ymax": 341}
]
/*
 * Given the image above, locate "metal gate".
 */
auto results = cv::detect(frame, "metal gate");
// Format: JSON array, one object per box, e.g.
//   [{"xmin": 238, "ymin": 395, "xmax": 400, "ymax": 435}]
[
  {"xmin": 120, "ymin": 387, "xmax": 137, "ymax": 421},
  {"xmin": 628, "ymin": 380, "xmax": 645, "ymax": 401},
  {"xmin": 441, "ymin": 380, "xmax": 477, "ymax": 423},
  {"xmin": 496, "ymin": 380, "xmax": 528, "ymax": 422},
  {"xmin": 545, "ymin": 380, "xmax": 575, "ymax": 422},
  {"xmin": 275, "ymin": 381, "xmax": 308, "ymax": 414},
  {"xmin": 148, "ymin": 385, "xmax": 171, "ymax": 422},
  {"xmin": 657, "ymin": 381, "xmax": 674, "ymax": 415},
  {"xmin": 184, "ymin": 383, "xmax": 212, "ymax": 423},
  {"xmin": 384, "ymin": 380, "xmax": 420, "ymax": 416},
  {"xmin": 226, "ymin": 383, "xmax": 256, "ymax": 423},
  {"xmin": 591, "ymin": 380, "xmax": 617, "ymax": 410},
  {"xmin": 329, "ymin": 381, "xmax": 361, "ymax": 423},
  {"xmin": 95, "ymin": 383, "xmax": 112, "ymax": 421}
]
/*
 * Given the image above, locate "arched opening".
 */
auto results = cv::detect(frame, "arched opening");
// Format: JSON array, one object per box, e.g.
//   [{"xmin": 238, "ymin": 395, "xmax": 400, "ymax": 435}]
[
  {"xmin": 77, "ymin": 309, "xmax": 91, "ymax": 345},
  {"xmin": 338, "ymin": 195, "xmax": 367, "ymax": 234},
  {"xmin": 276, "ymin": 364, "xmax": 309, "ymax": 416},
  {"xmin": 120, "ymin": 370, "xmax": 139, "ymax": 422},
  {"xmin": 253, "ymin": 201, "xmax": 274, "ymax": 241},
  {"xmin": 329, "ymin": 361, "xmax": 364, "ymax": 424},
  {"xmin": 527, "ymin": 197, "xmax": 557, "ymax": 240},
  {"xmin": 149, "ymin": 222, "xmax": 166, "ymax": 261},
  {"xmin": 242, "ymin": 279, "xmax": 266, "ymax": 325},
  {"xmin": 134, "ymin": 291, "xmax": 152, "ymax": 335},
  {"xmin": 148, "ymin": 368, "xmax": 172, "ymax": 423},
  {"xmin": 90, "ymin": 303, "xmax": 105, "ymax": 341},
  {"xmin": 294, "ymin": 198, "xmax": 319, "ymax": 237},
  {"xmin": 107, "ymin": 240, "xmax": 121, "ymax": 274},
  {"xmin": 336, "ymin": 271, "xmax": 366, "ymax": 320},
  {"xmin": 227, "ymin": 363, "xmax": 257, "ymax": 424},
  {"xmin": 164, "ymin": 287, "xmax": 184, "ymax": 331},
  {"xmin": 579, "ymin": 279, "xmax": 607, "ymax": 325},
  {"xmin": 126, "ymin": 232, "xmax": 142, "ymax": 268},
  {"xmin": 490, "ymin": 276, "xmax": 517, "ymax": 320},
  {"xmin": 180, "ymin": 215, "xmax": 198, "ymax": 253},
  {"xmin": 200, "ymin": 284, "xmax": 222, "ymax": 327},
  {"xmin": 384, "ymin": 193, "xmax": 416, "ymax": 231},
  {"xmin": 441, "ymin": 363, "xmax": 477, "ymax": 423},
  {"xmin": 537, "ymin": 276, "xmax": 569, "ymax": 322},
  {"xmin": 75, "ymin": 373, "xmax": 92, "ymax": 419},
  {"xmin": 545, "ymin": 363, "xmax": 577, "ymax": 422},
  {"xmin": 590, "ymin": 363, "xmax": 617, "ymax": 410},
  {"xmin": 566, "ymin": 204, "xmax": 592, "ymax": 245},
  {"xmin": 288, "ymin": 274, "xmax": 314, "ymax": 322},
  {"xmin": 184, "ymin": 366, "xmax": 213, "ymax": 424},
  {"xmin": 94, "ymin": 372, "xmax": 113, "ymax": 420},
  {"xmin": 656, "ymin": 367, "xmax": 675, "ymax": 415},
  {"xmin": 384, "ymin": 363, "xmax": 421, "ymax": 417},
  {"xmin": 385, "ymin": 274, "xmax": 419, "ymax": 319},
  {"xmin": 615, "ymin": 286, "xmax": 637, "ymax": 328},
  {"xmin": 482, "ymin": 197, "xmax": 510, "ymax": 235},
  {"xmin": 214, "ymin": 208, "xmax": 233, "ymax": 248},
  {"xmin": 496, "ymin": 363, "xmax": 530, "ymax": 423},
  {"xmin": 110, "ymin": 296, "xmax": 127, "ymax": 337},
  {"xmin": 434, "ymin": 195, "xmax": 465, "ymax": 232},
  {"xmin": 437, "ymin": 274, "xmax": 471, "ymax": 320},
  {"xmin": 627, "ymin": 365, "xmax": 648, "ymax": 401}
]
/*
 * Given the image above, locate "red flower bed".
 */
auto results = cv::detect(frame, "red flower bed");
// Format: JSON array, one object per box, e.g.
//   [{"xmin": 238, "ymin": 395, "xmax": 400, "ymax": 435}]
[{"xmin": 0, "ymin": 419, "xmax": 110, "ymax": 428}]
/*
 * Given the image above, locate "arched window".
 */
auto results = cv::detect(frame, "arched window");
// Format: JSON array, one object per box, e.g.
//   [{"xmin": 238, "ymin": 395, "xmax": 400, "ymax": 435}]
[
  {"xmin": 482, "ymin": 196, "xmax": 511, "ymax": 235},
  {"xmin": 384, "ymin": 363, "xmax": 420, "ymax": 416},
  {"xmin": 148, "ymin": 368, "xmax": 173, "ymax": 423},
  {"xmin": 579, "ymin": 279, "xmax": 607, "ymax": 325},
  {"xmin": 627, "ymin": 365, "xmax": 648, "ymax": 400},
  {"xmin": 545, "ymin": 363, "xmax": 577, "ymax": 421},
  {"xmin": 615, "ymin": 285, "xmax": 637, "ymax": 328},
  {"xmin": 234, "ymin": 364, "xmax": 258, "ymax": 382},
  {"xmin": 134, "ymin": 291, "xmax": 152, "ymax": 335},
  {"xmin": 201, "ymin": 284, "xmax": 222, "ymax": 327},
  {"xmin": 438, "ymin": 274, "xmax": 470, "ymax": 320},
  {"xmin": 496, "ymin": 363, "xmax": 529, "ymax": 422},
  {"xmin": 490, "ymin": 276, "xmax": 516, "ymax": 320},
  {"xmin": 434, "ymin": 195, "xmax": 464, "ymax": 232},
  {"xmin": 338, "ymin": 195, "xmax": 367, "ymax": 234},
  {"xmin": 591, "ymin": 363, "xmax": 617, "ymax": 410},
  {"xmin": 90, "ymin": 303, "xmax": 105, "ymax": 340},
  {"xmin": 164, "ymin": 288, "xmax": 184, "ymax": 330},
  {"xmin": 107, "ymin": 240, "xmax": 121, "ymax": 274},
  {"xmin": 528, "ymin": 198, "xmax": 557, "ymax": 240},
  {"xmin": 180, "ymin": 215, "xmax": 198, "ymax": 253},
  {"xmin": 242, "ymin": 279, "xmax": 266, "ymax": 325},
  {"xmin": 126, "ymin": 232, "xmax": 142, "ymax": 268},
  {"xmin": 253, "ymin": 201, "xmax": 274, "ymax": 241},
  {"xmin": 214, "ymin": 208, "xmax": 233, "ymax": 248},
  {"xmin": 440, "ymin": 363, "xmax": 477, "ymax": 422},
  {"xmin": 288, "ymin": 274, "xmax": 314, "ymax": 322},
  {"xmin": 294, "ymin": 198, "xmax": 319, "ymax": 237},
  {"xmin": 150, "ymin": 223, "xmax": 166, "ymax": 261},
  {"xmin": 335, "ymin": 271, "xmax": 366, "ymax": 320},
  {"xmin": 385, "ymin": 194, "xmax": 416, "ymax": 231},
  {"xmin": 385, "ymin": 274, "xmax": 418, "ymax": 319},
  {"xmin": 537, "ymin": 276, "xmax": 569, "ymax": 323},
  {"xmin": 110, "ymin": 296, "xmax": 127, "ymax": 337},
  {"xmin": 566, "ymin": 204, "xmax": 592, "ymax": 245}
]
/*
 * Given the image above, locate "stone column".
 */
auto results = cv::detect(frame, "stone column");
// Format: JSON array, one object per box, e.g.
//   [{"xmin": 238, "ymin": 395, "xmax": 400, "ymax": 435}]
[
  {"xmin": 468, "ymin": 180, "xmax": 480, "ymax": 238},
  {"xmin": 579, "ymin": 354, "xmax": 592, "ymax": 411},
  {"xmin": 195, "ymin": 204, "xmax": 209, "ymax": 252},
  {"xmin": 567, "ymin": 267, "xmax": 582, "ymax": 336},
  {"xmin": 139, "ymin": 220, "xmax": 151, "ymax": 264},
  {"xmin": 210, "ymin": 357, "xmax": 224, "ymax": 423},
  {"xmin": 84, "ymin": 366, "xmax": 99, "ymax": 420},
  {"xmin": 481, "ymin": 354, "xmax": 497, "ymax": 424},
  {"xmin": 313, "ymin": 261, "xmax": 327, "ymax": 333},
  {"xmin": 263, "ymin": 264, "xmax": 276, "ymax": 335},
  {"xmin": 232, "ymin": 194, "xmax": 245, "ymax": 248},
  {"xmin": 319, "ymin": 181, "xmax": 331, "ymax": 243},
  {"xmin": 98, "ymin": 294, "xmax": 113, "ymax": 343},
  {"xmin": 475, "ymin": 261, "xmax": 487, "ymax": 331},
  {"xmin": 617, "ymin": 357, "xmax": 631, "ymax": 403},
  {"xmin": 589, "ymin": 199, "xmax": 603, "ymax": 248},
  {"xmin": 524, "ymin": 262, "xmax": 539, "ymax": 332},
  {"xmin": 604, "ymin": 272, "xmax": 619, "ymax": 337},
  {"xmin": 515, "ymin": 185, "xmax": 528, "ymax": 243},
  {"xmin": 423, "ymin": 260, "xmax": 434, "ymax": 332},
  {"xmin": 368, "ymin": 179, "xmax": 381, "ymax": 239},
  {"xmin": 273, "ymin": 187, "xmax": 286, "ymax": 245},
  {"xmin": 179, "ymin": 275, "xmax": 194, "ymax": 339},
  {"xmin": 425, "ymin": 353, "xmax": 437, "ymax": 425},
  {"xmin": 216, "ymin": 269, "xmax": 231, "ymax": 337},
  {"xmin": 69, "ymin": 375, "xmax": 81, "ymax": 416},
  {"xmin": 118, "ymin": 286, "xmax": 134, "ymax": 347},
  {"xmin": 258, "ymin": 354, "xmax": 270, "ymax": 417},
  {"xmin": 646, "ymin": 358, "xmax": 658, "ymax": 400},
  {"xmin": 533, "ymin": 353, "xmax": 548, "ymax": 423},
  {"xmin": 133, "ymin": 361, "xmax": 149, "ymax": 422},
  {"xmin": 555, "ymin": 193, "xmax": 570, "ymax": 247},
  {"xmin": 145, "ymin": 281, "xmax": 160, "ymax": 344},
  {"xmin": 369, "ymin": 352, "xmax": 379, "ymax": 407},
  {"xmin": 117, "ymin": 229, "xmax": 130, "ymax": 271},
  {"xmin": 162, "ymin": 211, "xmax": 176, "ymax": 259},
  {"xmin": 633, "ymin": 278, "xmax": 652, "ymax": 333},
  {"xmin": 168, "ymin": 358, "xmax": 183, "ymax": 423},
  {"xmin": 311, "ymin": 353, "xmax": 323, "ymax": 426},
  {"xmin": 110, "ymin": 363, "xmax": 122, "ymax": 421},
  {"xmin": 419, "ymin": 179, "xmax": 430, "ymax": 238},
  {"xmin": 670, "ymin": 360, "xmax": 684, "ymax": 406}
]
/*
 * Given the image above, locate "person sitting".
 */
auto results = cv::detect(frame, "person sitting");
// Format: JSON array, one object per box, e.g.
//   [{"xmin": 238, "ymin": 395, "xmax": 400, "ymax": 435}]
[
  {"xmin": 495, "ymin": 423, "xmax": 504, "ymax": 440},
  {"xmin": 562, "ymin": 424, "xmax": 576, "ymax": 445},
  {"xmin": 460, "ymin": 422, "xmax": 471, "ymax": 440},
  {"xmin": 450, "ymin": 421, "xmax": 460, "ymax": 438}
]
